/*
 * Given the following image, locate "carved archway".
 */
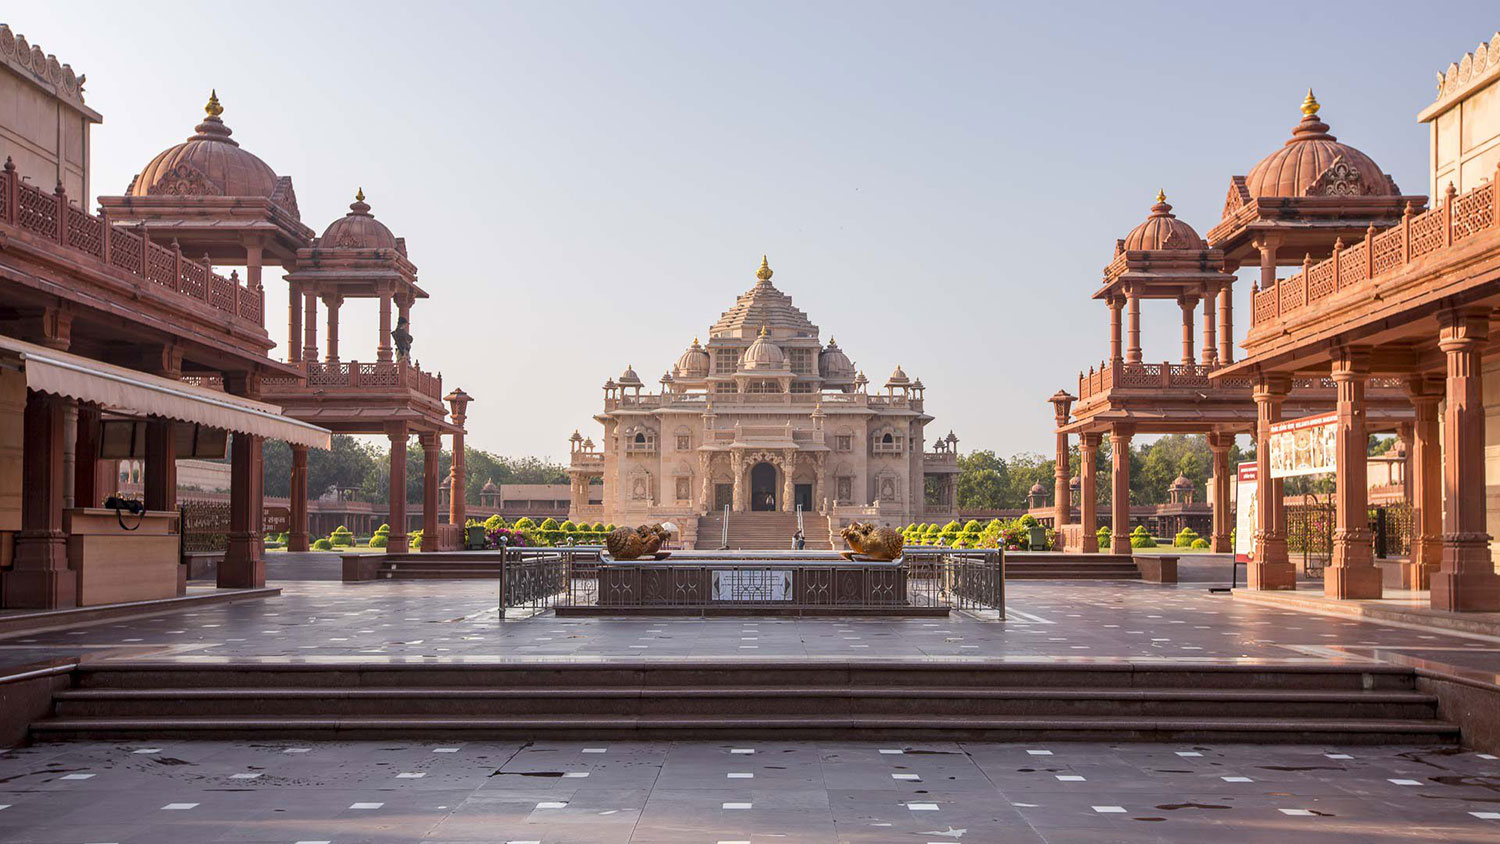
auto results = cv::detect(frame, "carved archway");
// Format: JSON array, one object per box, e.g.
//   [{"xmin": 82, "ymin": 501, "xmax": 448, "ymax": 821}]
[{"xmin": 750, "ymin": 462, "xmax": 778, "ymax": 511}]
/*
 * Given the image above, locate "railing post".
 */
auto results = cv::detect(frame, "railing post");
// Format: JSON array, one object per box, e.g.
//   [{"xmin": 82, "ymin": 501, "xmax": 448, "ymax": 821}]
[
  {"xmin": 138, "ymin": 224, "xmax": 150, "ymax": 278},
  {"xmin": 1366, "ymin": 222, "xmax": 1376, "ymax": 279},
  {"xmin": 99, "ymin": 206, "xmax": 111, "ymax": 264},
  {"xmin": 348, "ymin": 360, "xmax": 360, "ymax": 387},
  {"xmin": 1161, "ymin": 361, "xmax": 1171, "ymax": 388},
  {"xmin": 171, "ymin": 240, "xmax": 183, "ymax": 293},
  {"xmin": 1401, "ymin": 202, "xmax": 1413, "ymax": 262},
  {"xmin": 1493, "ymin": 163, "xmax": 1500, "ymax": 231},
  {"xmin": 1444, "ymin": 181, "xmax": 1457, "ymax": 247},
  {"xmin": 2, "ymin": 158, "xmax": 15, "ymax": 225},
  {"xmin": 53, "ymin": 182, "xmax": 66, "ymax": 245},
  {"xmin": 1331, "ymin": 237, "xmax": 1342, "ymax": 291}
]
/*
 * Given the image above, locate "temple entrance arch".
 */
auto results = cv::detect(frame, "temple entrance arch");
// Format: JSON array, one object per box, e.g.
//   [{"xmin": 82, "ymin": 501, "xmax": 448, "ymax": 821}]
[{"xmin": 750, "ymin": 462, "xmax": 778, "ymax": 511}]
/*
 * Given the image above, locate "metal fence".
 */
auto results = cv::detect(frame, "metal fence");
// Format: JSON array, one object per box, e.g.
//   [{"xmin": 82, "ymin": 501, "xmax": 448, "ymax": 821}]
[
  {"xmin": 1284, "ymin": 501, "xmax": 1415, "ymax": 579},
  {"xmin": 489, "ymin": 548, "xmax": 1004, "ymax": 615}
]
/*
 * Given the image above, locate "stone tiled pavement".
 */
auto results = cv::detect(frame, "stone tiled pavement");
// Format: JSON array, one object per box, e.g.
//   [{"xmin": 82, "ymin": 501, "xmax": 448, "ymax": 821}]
[{"xmin": 0, "ymin": 739, "xmax": 1497, "ymax": 842}]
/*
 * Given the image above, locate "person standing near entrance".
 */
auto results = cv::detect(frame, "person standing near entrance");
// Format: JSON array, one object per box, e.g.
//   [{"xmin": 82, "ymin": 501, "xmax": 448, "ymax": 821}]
[{"xmin": 792, "ymin": 528, "xmax": 805, "ymax": 550}]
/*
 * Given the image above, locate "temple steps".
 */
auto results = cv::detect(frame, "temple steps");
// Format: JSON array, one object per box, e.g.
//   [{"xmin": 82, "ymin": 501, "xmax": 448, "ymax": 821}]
[
  {"xmin": 697, "ymin": 512, "xmax": 834, "ymax": 551},
  {"xmin": 30, "ymin": 662, "xmax": 1457, "ymax": 744},
  {"xmin": 1004, "ymin": 553, "xmax": 1141, "ymax": 580}
]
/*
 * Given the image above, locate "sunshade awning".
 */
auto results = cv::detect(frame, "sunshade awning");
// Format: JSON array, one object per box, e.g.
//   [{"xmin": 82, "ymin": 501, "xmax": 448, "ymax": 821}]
[{"xmin": 0, "ymin": 334, "xmax": 330, "ymax": 449}]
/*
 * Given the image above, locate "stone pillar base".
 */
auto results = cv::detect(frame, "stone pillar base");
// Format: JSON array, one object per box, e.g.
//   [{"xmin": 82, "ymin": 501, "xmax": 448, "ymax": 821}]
[
  {"xmin": 1, "ymin": 562, "xmax": 77, "ymax": 609},
  {"xmin": 1396, "ymin": 561, "xmax": 1431, "ymax": 591},
  {"xmin": 1081, "ymin": 534, "xmax": 1098, "ymax": 554},
  {"xmin": 220, "ymin": 534, "xmax": 265, "ymax": 589},
  {"xmin": 1110, "ymin": 535, "xmax": 1130, "ymax": 555},
  {"xmin": 388, "ymin": 537, "xmax": 409, "ymax": 555},
  {"xmin": 1247, "ymin": 560, "xmax": 1296, "ymax": 590},
  {"xmin": 1430, "ymin": 571, "xmax": 1500, "ymax": 611},
  {"xmin": 1211, "ymin": 534, "xmax": 1231, "ymax": 553},
  {"xmin": 1325, "ymin": 566, "xmax": 1383, "ymax": 600},
  {"xmin": 287, "ymin": 533, "xmax": 310, "ymax": 553}
]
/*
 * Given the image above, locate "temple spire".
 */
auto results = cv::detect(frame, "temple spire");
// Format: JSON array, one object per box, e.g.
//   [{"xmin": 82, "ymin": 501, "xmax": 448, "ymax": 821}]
[
  {"xmin": 205, "ymin": 89, "xmax": 223, "ymax": 117},
  {"xmin": 1301, "ymin": 88, "xmax": 1320, "ymax": 116},
  {"xmin": 756, "ymin": 254, "xmax": 773, "ymax": 282}
]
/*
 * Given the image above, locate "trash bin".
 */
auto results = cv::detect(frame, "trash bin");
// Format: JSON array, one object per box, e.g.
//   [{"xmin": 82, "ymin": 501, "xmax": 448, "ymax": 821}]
[{"xmin": 1027, "ymin": 525, "xmax": 1049, "ymax": 551}]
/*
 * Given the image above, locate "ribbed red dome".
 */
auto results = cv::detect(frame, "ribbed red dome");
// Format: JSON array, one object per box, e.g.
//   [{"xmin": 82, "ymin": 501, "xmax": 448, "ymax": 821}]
[
  {"xmin": 1122, "ymin": 192, "xmax": 1205, "ymax": 251},
  {"xmin": 1243, "ymin": 94, "xmax": 1397, "ymax": 199},
  {"xmin": 319, "ymin": 191, "xmax": 398, "ymax": 250},
  {"xmin": 131, "ymin": 93, "xmax": 281, "ymax": 202}
]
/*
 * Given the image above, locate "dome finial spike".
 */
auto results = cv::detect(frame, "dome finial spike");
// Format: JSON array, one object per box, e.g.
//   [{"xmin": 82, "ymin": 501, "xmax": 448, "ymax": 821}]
[
  {"xmin": 759, "ymin": 324, "xmax": 769, "ymax": 337},
  {"xmin": 205, "ymin": 89, "xmax": 223, "ymax": 118},
  {"xmin": 756, "ymin": 254, "xmax": 773, "ymax": 282},
  {"xmin": 1155, "ymin": 188, "xmax": 1166, "ymax": 204},
  {"xmin": 1301, "ymin": 88, "xmax": 1320, "ymax": 116},
  {"xmin": 355, "ymin": 187, "xmax": 365, "ymax": 203}
]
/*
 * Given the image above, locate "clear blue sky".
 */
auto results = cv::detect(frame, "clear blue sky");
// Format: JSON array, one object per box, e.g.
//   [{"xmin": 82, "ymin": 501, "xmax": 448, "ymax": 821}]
[{"xmin": 14, "ymin": 2, "xmax": 1497, "ymax": 460}]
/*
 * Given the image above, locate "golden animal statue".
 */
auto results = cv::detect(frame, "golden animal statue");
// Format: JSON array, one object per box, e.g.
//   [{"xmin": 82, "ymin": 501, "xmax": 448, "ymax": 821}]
[
  {"xmin": 839, "ymin": 521, "xmax": 904, "ymax": 561},
  {"xmin": 605, "ymin": 523, "xmax": 672, "ymax": 560}
]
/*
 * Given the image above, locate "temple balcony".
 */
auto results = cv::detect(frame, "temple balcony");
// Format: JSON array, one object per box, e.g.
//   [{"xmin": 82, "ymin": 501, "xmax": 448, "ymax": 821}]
[
  {"xmin": 254, "ymin": 359, "xmax": 446, "ymax": 416},
  {"xmin": 1239, "ymin": 177, "xmax": 1499, "ymax": 367},
  {"xmin": 569, "ymin": 451, "xmax": 605, "ymax": 470},
  {"xmin": 0, "ymin": 163, "xmax": 278, "ymax": 370},
  {"xmin": 1076, "ymin": 361, "xmax": 1252, "ymax": 403}
]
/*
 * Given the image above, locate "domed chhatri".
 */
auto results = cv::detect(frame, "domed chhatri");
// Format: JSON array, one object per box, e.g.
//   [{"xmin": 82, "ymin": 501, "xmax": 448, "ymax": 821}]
[
  {"xmin": 819, "ymin": 337, "xmax": 856, "ymax": 380},
  {"xmin": 740, "ymin": 325, "xmax": 788, "ymax": 371},
  {"xmin": 129, "ymin": 91, "xmax": 288, "ymax": 207},
  {"xmin": 1240, "ymin": 90, "xmax": 1400, "ymax": 202},
  {"xmin": 618, "ymin": 364, "xmax": 643, "ymax": 387},
  {"xmin": 1120, "ymin": 190, "xmax": 1205, "ymax": 252},
  {"xmin": 674, "ymin": 337, "xmax": 710, "ymax": 378},
  {"xmin": 319, "ymin": 188, "xmax": 399, "ymax": 251}
]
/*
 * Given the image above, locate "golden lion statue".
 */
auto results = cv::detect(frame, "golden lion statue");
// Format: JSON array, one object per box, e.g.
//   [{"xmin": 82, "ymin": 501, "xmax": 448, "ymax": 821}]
[
  {"xmin": 839, "ymin": 521, "xmax": 904, "ymax": 561},
  {"xmin": 605, "ymin": 523, "xmax": 672, "ymax": 560}
]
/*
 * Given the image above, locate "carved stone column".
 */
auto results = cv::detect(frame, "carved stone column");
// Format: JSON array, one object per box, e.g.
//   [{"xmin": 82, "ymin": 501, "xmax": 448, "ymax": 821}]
[
  {"xmin": 1178, "ymin": 295, "xmax": 1197, "ymax": 366},
  {"xmin": 323, "ymin": 294, "xmax": 343, "ymax": 363},
  {"xmin": 699, "ymin": 452, "xmax": 713, "ymax": 513},
  {"xmin": 288, "ymin": 281, "xmax": 302, "ymax": 363},
  {"xmin": 420, "ymin": 432, "xmax": 440, "ymax": 552},
  {"xmin": 1201, "ymin": 283, "xmax": 1219, "ymax": 366},
  {"xmin": 1125, "ymin": 287, "xmax": 1142, "ymax": 364},
  {"xmin": 1218, "ymin": 281, "xmax": 1234, "ymax": 365},
  {"xmin": 1050, "ymin": 392, "xmax": 1074, "ymax": 528},
  {"xmin": 1108, "ymin": 296, "xmax": 1124, "ymax": 365},
  {"xmin": 1208, "ymin": 431, "xmax": 1233, "ymax": 553},
  {"xmin": 387, "ymin": 423, "xmax": 409, "ymax": 553},
  {"xmin": 1327, "ymin": 347, "xmax": 1381, "ymax": 599},
  {"xmin": 302, "ymin": 291, "xmax": 318, "ymax": 369},
  {"xmin": 1250, "ymin": 375, "xmax": 1294, "ymax": 590},
  {"xmin": 1079, "ymin": 432, "xmax": 1100, "ymax": 553},
  {"xmin": 221, "ymin": 375, "xmax": 264, "ymax": 589},
  {"xmin": 378, "ymin": 287, "xmax": 394, "ymax": 363},
  {"xmin": 1406, "ymin": 376, "xmax": 1442, "ymax": 589},
  {"xmin": 73, "ymin": 402, "xmax": 101, "ymax": 510},
  {"xmin": 3, "ymin": 391, "xmax": 75, "ymax": 608},
  {"xmin": 1109, "ymin": 424, "xmax": 1133, "ymax": 554},
  {"xmin": 288, "ymin": 444, "xmax": 309, "ymax": 552},
  {"xmin": 782, "ymin": 451, "xmax": 796, "ymax": 512},
  {"xmin": 731, "ymin": 453, "xmax": 745, "ymax": 513},
  {"xmin": 143, "ymin": 416, "xmax": 177, "ymax": 512},
  {"xmin": 1432, "ymin": 308, "xmax": 1500, "ymax": 611}
]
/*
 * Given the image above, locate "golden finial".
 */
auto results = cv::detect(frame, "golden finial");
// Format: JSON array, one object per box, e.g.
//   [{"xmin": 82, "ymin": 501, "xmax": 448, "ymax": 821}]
[
  {"xmin": 1155, "ymin": 188, "xmax": 1166, "ymax": 204},
  {"xmin": 756, "ymin": 254, "xmax": 773, "ymax": 281},
  {"xmin": 758, "ymin": 324, "xmax": 769, "ymax": 337},
  {"xmin": 692, "ymin": 336, "xmax": 700, "ymax": 346},
  {"xmin": 205, "ymin": 89, "xmax": 223, "ymax": 118},
  {"xmin": 355, "ymin": 187, "xmax": 365, "ymax": 202},
  {"xmin": 1301, "ymin": 88, "xmax": 1320, "ymax": 116}
]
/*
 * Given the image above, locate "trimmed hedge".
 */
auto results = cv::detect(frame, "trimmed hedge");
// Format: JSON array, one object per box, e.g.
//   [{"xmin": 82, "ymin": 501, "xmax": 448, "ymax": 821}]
[
  {"xmin": 1190, "ymin": 538, "xmax": 1210, "ymax": 549},
  {"xmin": 1129, "ymin": 525, "xmax": 1156, "ymax": 549},
  {"xmin": 369, "ymin": 534, "xmax": 388, "ymax": 548},
  {"xmin": 312, "ymin": 538, "xmax": 332, "ymax": 551}
]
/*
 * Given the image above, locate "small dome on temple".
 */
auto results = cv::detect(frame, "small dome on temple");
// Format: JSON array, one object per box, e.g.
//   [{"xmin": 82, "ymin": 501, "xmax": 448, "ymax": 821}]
[
  {"xmin": 855, "ymin": 370, "xmax": 869, "ymax": 386},
  {"xmin": 481, "ymin": 479, "xmax": 499, "ymax": 494},
  {"xmin": 885, "ymin": 365, "xmax": 911, "ymax": 387},
  {"xmin": 318, "ymin": 188, "xmax": 399, "ymax": 250},
  {"xmin": 1029, "ymin": 482, "xmax": 1046, "ymax": 495},
  {"xmin": 618, "ymin": 365, "xmax": 643, "ymax": 386},
  {"xmin": 569, "ymin": 430, "xmax": 583, "ymax": 442},
  {"xmin": 130, "ymin": 91, "xmax": 285, "ymax": 205},
  {"xmin": 1241, "ymin": 90, "xmax": 1399, "ymax": 200},
  {"xmin": 675, "ymin": 338, "xmax": 710, "ymax": 377},
  {"xmin": 1122, "ymin": 190, "xmax": 1205, "ymax": 251},
  {"xmin": 819, "ymin": 337, "xmax": 855, "ymax": 379},
  {"xmin": 582, "ymin": 437, "xmax": 595, "ymax": 449},
  {"xmin": 740, "ymin": 325, "xmax": 787, "ymax": 371},
  {"xmin": 1170, "ymin": 474, "xmax": 1193, "ymax": 490}
]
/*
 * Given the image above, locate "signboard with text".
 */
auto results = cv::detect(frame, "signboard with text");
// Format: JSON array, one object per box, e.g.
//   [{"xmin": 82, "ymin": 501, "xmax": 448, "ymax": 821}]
[
  {"xmin": 1268, "ymin": 412, "xmax": 1338, "ymax": 479},
  {"xmin": 1234, "ymin": 461, "xmax": 1257, "ymax": 564}
]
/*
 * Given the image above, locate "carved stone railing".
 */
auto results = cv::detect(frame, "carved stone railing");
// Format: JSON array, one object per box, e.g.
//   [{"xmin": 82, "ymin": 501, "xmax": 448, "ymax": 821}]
[
  {"xmin": 0, "ymin": 161, "xmax": 264, "ymax": 325},
  {"xmin": 606, "ymin": 391, "xmax": 920, "ymax": 412},
  {"xmin": 1077, "ymin": 361, "xmax": 1252, "ymax": 400},
  {"xmin": 279, "ymin": 359, "xmax": 444, "ymax": 402},
  {"xmin": 1251, "ymin": 180, "xmax": 1497, "ymax": 327},
  {"xmin": 569, "ymin": 452, "xmax": 605, "ymax": 470}
]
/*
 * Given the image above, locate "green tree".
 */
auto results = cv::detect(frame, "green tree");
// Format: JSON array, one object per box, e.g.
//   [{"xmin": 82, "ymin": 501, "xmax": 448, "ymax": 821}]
[{"xmin": 956, "ymin": 450, "xmax": 1009, "ymax": 509}]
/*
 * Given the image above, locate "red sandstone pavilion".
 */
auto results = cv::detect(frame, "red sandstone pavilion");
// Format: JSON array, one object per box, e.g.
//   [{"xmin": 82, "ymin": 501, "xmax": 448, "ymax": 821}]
[
  {"xmin": 1050, "ymin": 40, "xmax": 1500, "ymax": 612},
  {"xmin": 0, "ymin": 26, "xmax": 471, "ymax": 609}
]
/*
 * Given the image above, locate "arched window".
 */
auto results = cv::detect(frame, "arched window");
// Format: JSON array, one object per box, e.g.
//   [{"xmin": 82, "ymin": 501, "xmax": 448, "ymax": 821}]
[
  {"xmin": 882, "ymin": 433, "xmax": 894, "ymax": 445},
  {"xmin": 634, "ymin": 432, "xmax": 646, "ymax": 444}
]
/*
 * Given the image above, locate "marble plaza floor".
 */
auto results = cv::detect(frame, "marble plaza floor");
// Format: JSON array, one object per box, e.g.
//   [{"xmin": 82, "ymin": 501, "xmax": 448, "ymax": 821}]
[
  {"xmin": 0, "ymin": 739, "xmax": 1497, "ymax": 842},
  {"xmin": 2, "ymin": 562, "xmax": 1500, "ymax": 842}
]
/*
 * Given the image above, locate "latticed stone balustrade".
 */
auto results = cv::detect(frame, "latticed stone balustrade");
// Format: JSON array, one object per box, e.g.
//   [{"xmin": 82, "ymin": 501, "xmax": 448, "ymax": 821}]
[
  {"xmin": 259, "ymin": 360, "xmax": 444, "ymax": 403},
  {"xmin": 1251, "ymin": 180, "xmax": 1497, "ymax": 326},
  {"xmin": 0, "ymin": 160, "xmax": 264, "ymax": 325}
]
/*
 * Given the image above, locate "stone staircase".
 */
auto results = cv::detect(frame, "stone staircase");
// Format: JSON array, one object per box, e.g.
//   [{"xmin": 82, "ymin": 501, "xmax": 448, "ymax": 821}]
[
  {"xmin": 1004, "ymin": 552, "xmax": 1142, "ymax": 580},
  {"xmin": 30, "ymin": 662, "xmax": 1458, "ymax": 744},
  {"xmin": 696, "ymin": 512, "xmax": 833, "ymax": 550}
]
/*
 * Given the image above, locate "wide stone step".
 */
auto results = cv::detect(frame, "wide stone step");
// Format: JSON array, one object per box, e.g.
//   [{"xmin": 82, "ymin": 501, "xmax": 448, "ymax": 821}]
[
  {"xmin": 30, "ymin": 714, "xmax": 1459, "ymax": 744},
  {"xmin": 51, "ymin": 686, "xmax": 1439, "ymax": 719},
  {"xmin": 69, "ymin": 663, "xmax": 1421, "ymax": 692}
]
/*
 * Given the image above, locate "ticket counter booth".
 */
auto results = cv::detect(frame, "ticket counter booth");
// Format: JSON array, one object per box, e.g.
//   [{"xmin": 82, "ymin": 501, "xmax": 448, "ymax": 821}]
[{"xmin": 0, "ymin": 336, "xmax": 330, "ymax": 610}]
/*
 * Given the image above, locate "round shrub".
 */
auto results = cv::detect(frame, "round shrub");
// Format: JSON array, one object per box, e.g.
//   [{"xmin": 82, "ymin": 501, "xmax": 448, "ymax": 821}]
[
  {"xmin": 329, "ymin": 525, "xmax": 354, "ymax": 547},
  {"xmin": 962, "ymin": 519, "xmax": 983, "ymax": 533},
  {"xmin": 1097, "ymin": 525, "xmax": 1112, "ymax": 547},
  {"xmin": 560, "ymin": 520, "xmax": 578, "ymax": 533},
  {"xmin": 1190, "ymin": 538, "xmax": 1210, "ymax": 549},
  {"xmin": 514, "ymin": 517, "xmax": 537, "ymax": 531},
  {"xmin": 311, "ymin": 538, "xmax": 333, "ymax": 551},
  {"xmin": 369, "ymin": 534, "xmax": 388, "ymax": 548},
  {"xmin": 1129, "ymin": 525, "xmax": 1157, "ymax": 549},
  {"xmin": 539, "ymin": 517, "xmax": 560, "ymax": 531},
  {"xmin": 410, "ymin": 529, "xmax": 423, "ymax": 550},
  {"xmin": 483, "ymin": 514, "xmax": 505, "ymax": 530},
  {"xmin": 374, "ymin": 523, "xmax": 391, "ymax": 536},
  {"xmin": 1017, "ymin": 514, "xmax": 1039, "ymax": 529},
  {"xmin": 1173, "ymin": 527, "xmax": 1201, "ymax": 548}
]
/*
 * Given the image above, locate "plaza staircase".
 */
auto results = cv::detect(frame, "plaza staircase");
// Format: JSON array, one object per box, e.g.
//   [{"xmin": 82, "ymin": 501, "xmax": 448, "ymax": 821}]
[
  {"xmin": 31, "ymin": 661, "xmax": 1457, "ymax": 745},
  {"xmin": 696, "ymin": 512, "xmax": 834, "ymax": 551},
  {"xmin": 373, "ymin": 552, "xmax": 504, "ymax": 580}
]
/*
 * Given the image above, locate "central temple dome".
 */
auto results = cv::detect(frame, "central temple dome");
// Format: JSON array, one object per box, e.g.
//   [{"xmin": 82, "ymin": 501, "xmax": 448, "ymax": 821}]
[
  {"xmin": 1121, "ymin": 191, "xmax": 1205, "ymax": 251},
  {"xmin": 1241, "ymin": 91, "xmax": 1398, "ymax": 200},
  {"xmin": 710, "ymin": 256, "xmax": 818, "ymax": 338},
  {"xmin": 319, "ymin": 189, "xmax": 399, "ymax": 250},
  {"xmin": 129, "ymin": 92, "xmax": 286, "ymax": 205},
  {"xmin": 740, "ymin": 325, "xmax": 787, "ymax": 371}
]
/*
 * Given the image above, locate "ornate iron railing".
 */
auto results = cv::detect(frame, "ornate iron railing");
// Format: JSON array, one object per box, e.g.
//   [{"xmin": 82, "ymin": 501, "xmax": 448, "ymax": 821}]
[
  {"xmin": 1251, "ymin": 180, "xmax": 1498, "ymax": 326},
  {"xmin": 0, "ymin": 161, "xmax": 263, "ymax": 325}
]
